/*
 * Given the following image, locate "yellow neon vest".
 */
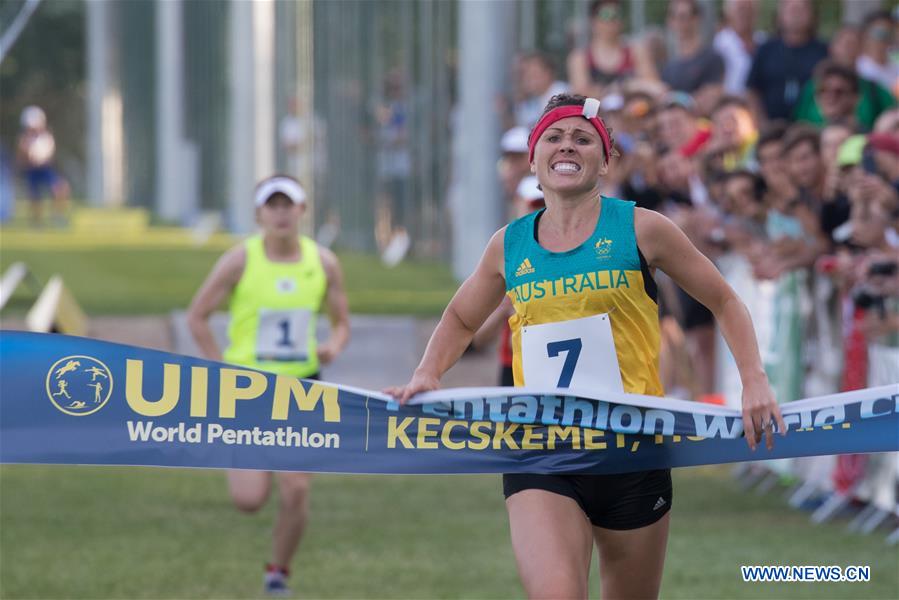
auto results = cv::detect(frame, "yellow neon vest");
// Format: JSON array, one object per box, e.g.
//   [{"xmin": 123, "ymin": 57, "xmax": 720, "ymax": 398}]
[{"xmin": 223, "ymin": 235, "xmax": 326, "ymax": 378}]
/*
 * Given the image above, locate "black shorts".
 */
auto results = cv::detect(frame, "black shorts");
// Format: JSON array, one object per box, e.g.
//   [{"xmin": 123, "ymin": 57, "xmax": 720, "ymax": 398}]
[
  {"xmin": 499, "ymin": 365, "xmax": 514, "ymax": 387},
  {"xmin": 677, "ymin": 287, "xmax": 713, "ymax": 331},
  {"xmin": 502, "ymin": 469, "xmax": 672, "ymax": 530}
]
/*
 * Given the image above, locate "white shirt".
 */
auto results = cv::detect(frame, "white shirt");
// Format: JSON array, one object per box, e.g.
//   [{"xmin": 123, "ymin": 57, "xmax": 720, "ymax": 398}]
[
  {"xmin": 713, "ymin": 28, "xmax": 766, "ymax": 94},
  {"xmin": 514, "ymin": 81, "xmax": 569, "ymax": 129},
  {"xmin": 856, "ymin": 55, "xmax": 899, "ymax": 93}
]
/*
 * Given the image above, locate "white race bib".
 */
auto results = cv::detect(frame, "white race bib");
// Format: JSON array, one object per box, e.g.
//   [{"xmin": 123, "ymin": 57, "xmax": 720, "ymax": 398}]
[
  {"xmin": 521, "ymin": 313, "xmax": 623, "ymax": 392},
  {"xmin": 256, "ymin": 309, "xmax": 312, "ymax": 362}
]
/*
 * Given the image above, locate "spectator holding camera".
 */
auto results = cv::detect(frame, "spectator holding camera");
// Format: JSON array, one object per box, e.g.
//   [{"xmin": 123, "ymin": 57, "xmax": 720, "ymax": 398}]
[
  {"xmin": 865, "ymin": 132, "xmax": 899, "ymax": 201},
  {"xmin": 857, "ymin": 256, "xmax": 899, "ymax": 344},
  {"xmin": 752, "ymin": 126, "xmax": 829, "ymax": 280}
]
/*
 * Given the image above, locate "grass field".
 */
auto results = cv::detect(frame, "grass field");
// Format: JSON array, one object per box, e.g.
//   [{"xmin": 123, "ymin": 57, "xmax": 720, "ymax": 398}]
[
  {"xmin": 0, "ymin": 247, "xmax": 457, "ymax": 316},
  {"xmin": 1, "ymin": 465, "xmax": 897, "ymax": 599}
]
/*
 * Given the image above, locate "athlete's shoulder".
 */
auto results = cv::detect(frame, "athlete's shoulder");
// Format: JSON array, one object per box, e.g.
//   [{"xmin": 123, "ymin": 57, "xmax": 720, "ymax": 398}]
[
  {"xmin": 634, "ymin": 208, "xmax": 684, "ymax": 264},
  {"xmin": 634, "ymin": 207, "xmax": 673, "ymax": 231},
  {"xmin": 481, "ymin": 226, "xmax": 508, "ymax": 277},
  {"xmin": 316, "ymin": 244, "xmax": 341, "ymax": 275},
  {"xmin": 602, "ymin": 195, "xmax": 636, "ymax": 210},
  {"xmin": 486, "ymin": 223, "xmax": 511, "ymax": 252},
  {"xmin": 210, "ymin": 242, "xmax": 247, "ymax": 287},
  {"xmin": 504, "ymin": 210, "xmax": 539, "ymax": 249}
]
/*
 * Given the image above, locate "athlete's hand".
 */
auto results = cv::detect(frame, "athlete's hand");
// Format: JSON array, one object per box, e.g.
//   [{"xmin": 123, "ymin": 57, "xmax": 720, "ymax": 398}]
[
  {"xmin": 384, "ymin": 369, "xmax": 441, "ymax": 405},
  {"xmin": 317, "ymin": 343, "xmax": 339, "ymax": 365},
  {"xmin": 741, "ymin": 373, "xmax": 786, "ymax": 451}
]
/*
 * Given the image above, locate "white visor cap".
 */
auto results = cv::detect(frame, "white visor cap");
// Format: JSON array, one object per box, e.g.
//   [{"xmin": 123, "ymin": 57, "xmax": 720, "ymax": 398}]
[
  {"xmin": 21, "ymin": 105, "xmax": 46, "ymax": 129},
  {"xmin": 254, "ymin": 176, "xmax": 307, "ymax": 207},
  {"xmin": 501, "ymin": 126, "xmax": 530, "ymax": 154},
  {"xmin": 516, "ymin": 176, "xmax": 543, "ymax": 202}
]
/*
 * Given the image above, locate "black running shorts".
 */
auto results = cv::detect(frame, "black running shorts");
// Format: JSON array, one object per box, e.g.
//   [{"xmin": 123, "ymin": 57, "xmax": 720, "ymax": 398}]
[{"xmin": 502, "ymin": 469, "xmax": 673, "ymax": 530}]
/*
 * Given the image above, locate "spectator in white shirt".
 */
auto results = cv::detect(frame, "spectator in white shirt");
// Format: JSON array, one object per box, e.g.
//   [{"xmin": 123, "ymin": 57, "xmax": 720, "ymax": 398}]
[
  {"xmin": 856, "ymin": 10, "xmax": 899, "ymax": 96},
  {"xmin": 713, "ymin": 0, "xmax": 765, "ymax": 94},
  {"xmin": 513, "ymin": 52, "xmax": 569, "ymax": 129}
]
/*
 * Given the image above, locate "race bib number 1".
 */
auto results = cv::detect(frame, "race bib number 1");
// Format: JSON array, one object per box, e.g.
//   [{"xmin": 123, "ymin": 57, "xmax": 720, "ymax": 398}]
[
  {"xmin": 521, "ymin": 313, "xmax": 623, "ymax": 392},
  {"xmin": 256, "ymin": 309, "xmax": 311, "ymax": 362}
]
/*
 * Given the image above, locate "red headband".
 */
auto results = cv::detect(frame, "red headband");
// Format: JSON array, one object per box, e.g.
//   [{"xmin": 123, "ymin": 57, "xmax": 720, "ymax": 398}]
[{"xmin": 527, "ymin": 100, "xmax": 612, "ymax": 163}]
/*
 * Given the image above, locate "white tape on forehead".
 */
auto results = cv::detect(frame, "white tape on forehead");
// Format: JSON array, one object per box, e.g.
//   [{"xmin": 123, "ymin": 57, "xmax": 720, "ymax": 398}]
[{"xmin": 582, "ymin": 98, "xmax": 601, "ymax": 119}]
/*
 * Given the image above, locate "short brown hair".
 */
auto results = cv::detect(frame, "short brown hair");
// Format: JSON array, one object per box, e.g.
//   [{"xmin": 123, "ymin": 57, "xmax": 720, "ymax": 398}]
[
  {"xmin": 781, "ymin": 124, "xmax": 820, "ymax": 156},
  {"xmin": 814, "ymin": 59, "xmax": 859, "ymax": 94}
]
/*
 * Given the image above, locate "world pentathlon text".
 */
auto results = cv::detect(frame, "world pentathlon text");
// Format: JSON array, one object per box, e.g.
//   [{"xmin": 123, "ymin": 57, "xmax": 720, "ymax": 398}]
[{"xmin": 126, "ymin": 421, "xmax": 340, "ymax": 448}]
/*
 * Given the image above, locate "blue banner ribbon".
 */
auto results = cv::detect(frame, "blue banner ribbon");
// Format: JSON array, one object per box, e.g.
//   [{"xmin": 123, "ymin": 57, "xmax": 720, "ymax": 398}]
[{"xmin": 1, "ymin": 332, "xmax": 896, "ymax": 474}]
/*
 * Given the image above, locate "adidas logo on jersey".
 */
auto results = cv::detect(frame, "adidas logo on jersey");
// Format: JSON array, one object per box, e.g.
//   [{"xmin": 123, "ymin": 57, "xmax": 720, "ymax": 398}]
[{"xmin": 515, "ymin": 258, "xmax": 535, "ymax": 277}]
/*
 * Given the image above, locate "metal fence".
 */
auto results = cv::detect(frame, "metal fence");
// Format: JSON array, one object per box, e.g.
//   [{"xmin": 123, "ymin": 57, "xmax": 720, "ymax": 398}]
[
  {"xmin": 1, "ymin": 0, "xmax": 854, "ymax": 259},
  {"xmin": 2, "ymin": 0, "xmax": 600, "ymax": 259}
]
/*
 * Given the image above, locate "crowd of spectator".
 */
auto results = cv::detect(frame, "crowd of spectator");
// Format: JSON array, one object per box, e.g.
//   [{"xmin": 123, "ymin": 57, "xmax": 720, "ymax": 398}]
[{"xmin": 498, "ymin": 0, "xmax": 899, "ymax": 405}]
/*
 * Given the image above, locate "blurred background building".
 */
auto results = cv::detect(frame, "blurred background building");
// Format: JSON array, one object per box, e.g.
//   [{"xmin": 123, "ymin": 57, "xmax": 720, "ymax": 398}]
[{"xmin": 6, "ymin": 0, "xmax": 856, "ymax": 269}]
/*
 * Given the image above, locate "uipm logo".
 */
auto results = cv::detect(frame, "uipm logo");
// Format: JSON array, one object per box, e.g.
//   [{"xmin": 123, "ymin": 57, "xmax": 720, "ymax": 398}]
[{"xmin": 45, "ymin": 355, "xmax": 113, "ymax": 416}]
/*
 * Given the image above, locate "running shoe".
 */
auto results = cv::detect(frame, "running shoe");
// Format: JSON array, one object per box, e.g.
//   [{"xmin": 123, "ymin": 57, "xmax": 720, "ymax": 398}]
[{"xmin": 264, "ymin": 571, "xmax": 291, "ymax": 597}]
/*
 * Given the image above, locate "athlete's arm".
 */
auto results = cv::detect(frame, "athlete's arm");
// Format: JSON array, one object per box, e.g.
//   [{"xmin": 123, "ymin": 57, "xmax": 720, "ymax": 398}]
[
  {"xmin": 317, "ymin": 246, "xmax": 350, "ymax": 365},
  {"xmin": 471, "ymin": 296, "xmax": 514, "ymax": 351},
  {"xmin": 386, "ymin": 228, "xmax": 508, "ymax": 404},
  {"xmin": 635, "ymin": 208, "xmax": 786, "ymax": 451},
  {"xmin": 186, "ymin": 245, "xmax": 246, "ymax": 362}
]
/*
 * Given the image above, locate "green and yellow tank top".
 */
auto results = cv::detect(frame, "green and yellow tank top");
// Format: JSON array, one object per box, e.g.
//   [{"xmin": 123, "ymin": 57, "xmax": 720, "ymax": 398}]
[
  {"xmin": 504, "ymin": 197, "xmax": 662, "ymax": 396},
  {"xmin": 223, "ymin": 235, "xmax": 326, "ymax": 378}
]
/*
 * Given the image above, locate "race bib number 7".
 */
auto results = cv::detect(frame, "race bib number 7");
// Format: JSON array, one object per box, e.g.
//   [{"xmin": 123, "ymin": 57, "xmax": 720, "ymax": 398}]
[
  {"xmin": 256, "ymin": 309, "xmax": 311, "ymax": 362},
  {"xmin": 521, "ymin": 313, "xmax": 623, "ymax": 392}
]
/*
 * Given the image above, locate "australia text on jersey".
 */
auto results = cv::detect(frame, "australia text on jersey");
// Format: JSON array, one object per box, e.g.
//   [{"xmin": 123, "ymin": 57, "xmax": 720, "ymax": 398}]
[{"xmin": 509, "ymin": 269, "xmax": 632, "ymax": 303}]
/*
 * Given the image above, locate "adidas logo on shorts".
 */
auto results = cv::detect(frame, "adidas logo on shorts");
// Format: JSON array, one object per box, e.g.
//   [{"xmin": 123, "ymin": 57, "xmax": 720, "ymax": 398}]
[
  {"xmin": 653, "ymin": 497, "xmax": 667, "ymax": 511},
  {"xmin": 515, "ymin": 258, "xmax": 535, "ymax": 277}
]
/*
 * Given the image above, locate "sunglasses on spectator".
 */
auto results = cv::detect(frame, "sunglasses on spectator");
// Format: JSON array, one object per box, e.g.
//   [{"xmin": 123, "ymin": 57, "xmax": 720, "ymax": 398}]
[{"xmin": 816, "ymin": 85, "xmax": 852, "ymax": 97}]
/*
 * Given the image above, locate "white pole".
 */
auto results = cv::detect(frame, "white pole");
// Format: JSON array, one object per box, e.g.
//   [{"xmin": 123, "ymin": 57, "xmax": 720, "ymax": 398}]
[
  {"xmin": 86, "ymin": 0, "xmax": 107, "ymax": 206},
  {"xmin": 295, "ymin": 0, "xmax": 314, "ymax": 232},
  {"xmin": 452, "ymin": 0, "xmax": 511, "ymax": 280},
  {"xmin": 155, "ymin": 0, "xmax": 185, "ymax": 222},
  {"xmin": 228, "ymin": 0, "xmax": 275, "ymax": 233},
  {"xmin": 228, "ymin": 0, "xmax": 255, "ymax": 232},
  {"xmin": 253, "ymin": 0, "xmax": 276, "ymax": 183}
]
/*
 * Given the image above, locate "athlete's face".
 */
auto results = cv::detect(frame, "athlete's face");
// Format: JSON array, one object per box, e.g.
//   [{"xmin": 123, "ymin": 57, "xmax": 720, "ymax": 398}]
[
  {"xmin": 531, "ymin": 116, "xmax": 607, "ymax": 195},
  {"xmin": 257, "ymin": 194, "xmax": 304, "ymax": 237}
]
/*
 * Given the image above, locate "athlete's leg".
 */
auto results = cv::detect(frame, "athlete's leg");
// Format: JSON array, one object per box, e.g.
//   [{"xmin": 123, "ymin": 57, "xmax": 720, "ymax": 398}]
[
  {"xmin": 506, "ymin": 489, "xmax": 594, "ymax": 599},
  {"xmin": 271, "ymin": 472, "xmax": 312, "ymax": 568},
  {"xmin": 593, "ymin": 512, "xmax": 670, "ymax": 600},
  {"xmin": 227, "ymin": 469, "xmax": 272, "ymax": 513}
]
